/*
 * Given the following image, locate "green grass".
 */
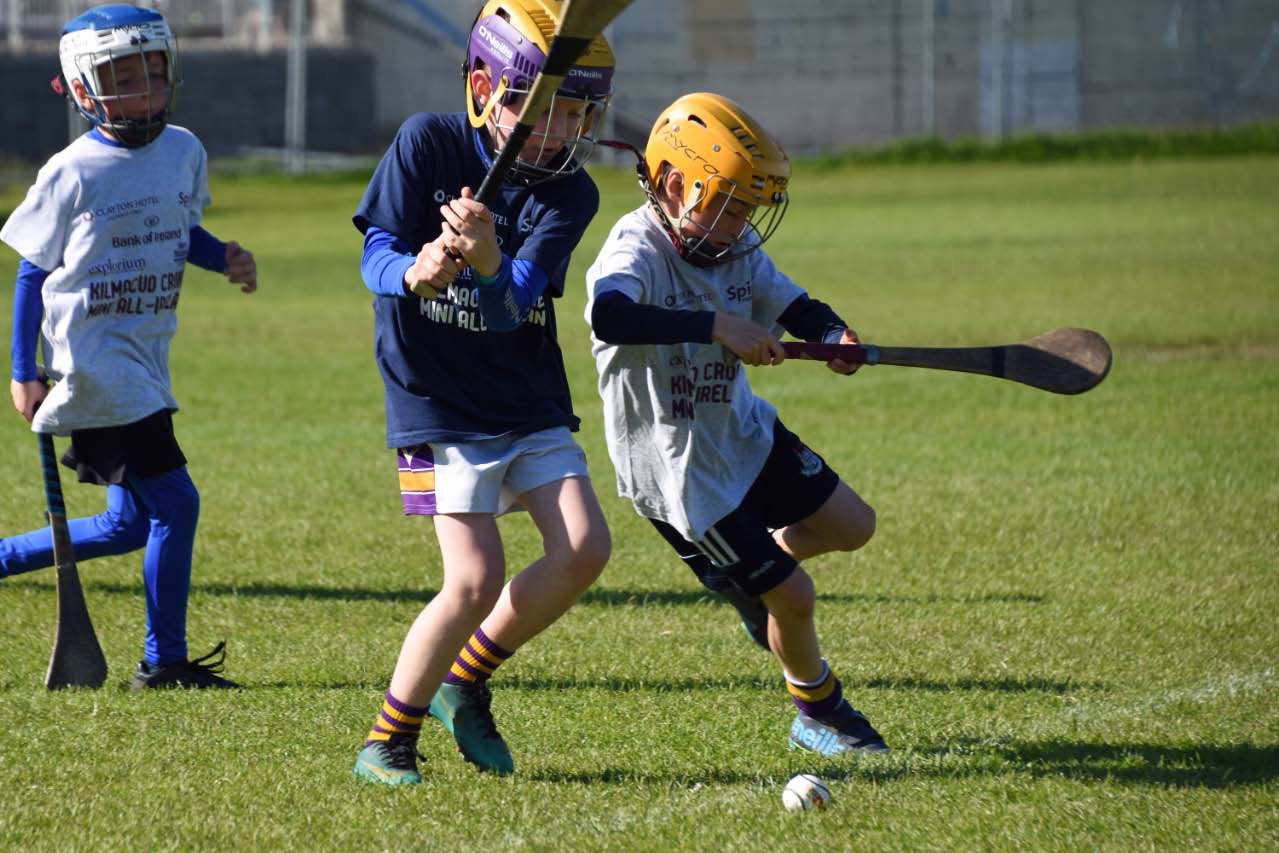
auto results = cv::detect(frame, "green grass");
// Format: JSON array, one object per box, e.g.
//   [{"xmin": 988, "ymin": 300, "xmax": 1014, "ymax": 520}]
[
  {"xmin": 1, "ymin": 157, "xmax": 1277, "ymax": 850},
  {"xmin": 815, "ymin": 121, "xmax": 1279, "ymax": 165}
]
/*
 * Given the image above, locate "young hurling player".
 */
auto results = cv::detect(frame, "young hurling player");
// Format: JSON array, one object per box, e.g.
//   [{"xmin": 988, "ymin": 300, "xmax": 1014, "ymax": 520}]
[
  {"xmin": 352, "ymin": 0, "xmax": 614, "ymax": 785},
  {"xmin": 585, "ymin": 93, "xmax": 890, "ymax": 756},
  {"xmin": 1, "ymin": 4, "xmax": 258, "ymax": 688}
]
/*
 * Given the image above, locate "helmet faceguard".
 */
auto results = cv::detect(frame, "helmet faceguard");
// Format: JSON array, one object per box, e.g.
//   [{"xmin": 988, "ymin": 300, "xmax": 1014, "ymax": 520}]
[
  {"xmin": 641, "ymin": 93, "xmax": 790, "ymax": 267},
  {"xmin": 464, "ymin": 0, "xmax": 615, "ymax": 185},
  {"xmin": 58, "ymin": 4, "xmax": 180, "ymax": 149}
]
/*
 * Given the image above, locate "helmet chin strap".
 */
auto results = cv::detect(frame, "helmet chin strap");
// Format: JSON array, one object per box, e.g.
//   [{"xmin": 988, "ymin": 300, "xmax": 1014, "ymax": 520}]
[
  {"xmin": 467, "ymin": 77, "xmax": 508, "ymax": 129},
  {"xmin": 109, "ymin": 111, "xmax": 168, "ymax": 148},
  {"xmin": 600, "ymin": 140, "xmax": 720, "ymax": 267}
]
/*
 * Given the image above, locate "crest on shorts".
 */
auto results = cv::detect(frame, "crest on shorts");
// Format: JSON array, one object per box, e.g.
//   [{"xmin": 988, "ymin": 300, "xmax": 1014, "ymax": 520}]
[{"xmin": 796, "ymin": 445, "xmax": 822, "ymax": 477}]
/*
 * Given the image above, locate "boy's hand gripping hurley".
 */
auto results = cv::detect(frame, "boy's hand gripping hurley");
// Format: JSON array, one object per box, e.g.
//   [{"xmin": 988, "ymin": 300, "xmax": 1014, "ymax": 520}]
[
  {"xmin": 38, "ymin": 432, "xmax": 108, "ymax": 689},
  {"xmin": 783, "ymin": 327, "xmax": 1113, "ymax": 395},
  {"xmin": 473, "ymin": 0, "xmax": 634, "ymax": 206}
]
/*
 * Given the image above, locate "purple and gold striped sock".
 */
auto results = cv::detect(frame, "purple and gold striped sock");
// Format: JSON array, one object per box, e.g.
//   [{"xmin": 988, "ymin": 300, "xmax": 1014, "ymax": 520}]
[
  {"xmin": 364, "ymin": 690, "xmax": 427, "ymax": 746},
  {"xmin": 785, "ymin": 661, "xmax": 845, "ymax": 719},
  {"xmin": 443, "ymin": 626, "xmax": 514, "ymax": 685}
]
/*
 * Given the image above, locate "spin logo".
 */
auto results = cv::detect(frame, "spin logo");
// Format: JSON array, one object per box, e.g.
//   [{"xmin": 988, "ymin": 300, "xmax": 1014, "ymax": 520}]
[{"xmin": 725, "ymin": 282, "xmax": 753, "ymax": 302}]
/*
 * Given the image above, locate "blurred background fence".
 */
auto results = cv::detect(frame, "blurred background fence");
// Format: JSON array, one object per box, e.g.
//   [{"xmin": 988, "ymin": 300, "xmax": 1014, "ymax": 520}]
[{"xmin": 2, "ymin": 0, "xmax": 1278, "ymax": 164}]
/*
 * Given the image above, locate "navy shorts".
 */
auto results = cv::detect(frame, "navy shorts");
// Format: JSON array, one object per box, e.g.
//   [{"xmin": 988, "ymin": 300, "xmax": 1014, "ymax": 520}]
[
  {"xmin": 649, "ymin": 418, "xmax": 840, "ymax": 597},
  {"xmin": 63, "ymin": 408, "xmax": 186, "ymax": 486}
]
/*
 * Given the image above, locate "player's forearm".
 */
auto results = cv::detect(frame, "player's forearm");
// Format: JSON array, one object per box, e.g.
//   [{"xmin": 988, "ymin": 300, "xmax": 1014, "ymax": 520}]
[
  {"xmin": 474, "ymin": 256, "xmax": 549, "ymax": 332},
  {"xmin": 187, "ymin": 225, "xmax": 228, "ymax": 273},
  {"xmin": 591, "ymin": 290, "xmax": 715, "ymax": 345},
  {"xmin": 361, "ymin": 226, "xmax": 416, "ymax": 297},
  {"xmin": 11, "ymin": 259, "xmax": 47, "ymax": 382},
  {"xmin": 777, "ymin": 294, "xmax": 848, "ymax": 343}
]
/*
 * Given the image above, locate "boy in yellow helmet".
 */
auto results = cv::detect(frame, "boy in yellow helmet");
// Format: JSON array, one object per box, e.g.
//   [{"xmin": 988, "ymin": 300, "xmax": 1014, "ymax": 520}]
[{"xmin": 585, "ymin": 93, "xmax": 888, "ymax": 756}]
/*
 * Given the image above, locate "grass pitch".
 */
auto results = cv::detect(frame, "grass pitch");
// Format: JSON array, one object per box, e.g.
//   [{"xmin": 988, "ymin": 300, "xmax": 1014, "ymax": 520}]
[{"xmin": 1, "ymin": 157, "xmax": 1276, "ymax": 850}]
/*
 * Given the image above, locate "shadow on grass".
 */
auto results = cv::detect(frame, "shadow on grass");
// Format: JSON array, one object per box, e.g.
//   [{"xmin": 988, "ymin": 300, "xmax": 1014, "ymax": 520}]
[
  {"xmin": 239, "ymin": 672, "xmax": 1094, "ymax": 693},
  {"xmin": 861, "ymin": 675, "xmax": 1103, "ymax": 693},
  {"xmin": 996, "ymin": 739, "xmax": 1279, "ymax": 787},
  {"xmin": 491, "ymin": 673, "xmax": 1095, "ymax": 693},
  {"xmin": 529, "ymin": 741, "xmax": 1279, "ymax": 789},
  {"xmin": 22, "ymin": 578, "xmax": 1043, "ymax": 608}
]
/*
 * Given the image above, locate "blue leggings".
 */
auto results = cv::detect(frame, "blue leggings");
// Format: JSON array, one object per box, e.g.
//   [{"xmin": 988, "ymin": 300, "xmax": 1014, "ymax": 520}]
[{"xmin": 0, "ymin": 466, "xmax": 200, "ymax": 666}]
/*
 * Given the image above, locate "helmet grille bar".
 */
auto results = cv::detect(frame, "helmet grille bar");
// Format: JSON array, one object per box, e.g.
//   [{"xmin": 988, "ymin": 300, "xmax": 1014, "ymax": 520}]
[{"xmin": 527, "ymin": 8, "xmax": 554, "ymax": 35}]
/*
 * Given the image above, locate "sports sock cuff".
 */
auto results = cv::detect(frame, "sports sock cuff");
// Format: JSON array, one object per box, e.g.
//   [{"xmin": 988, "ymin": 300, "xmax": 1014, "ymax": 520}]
[
  {"xmin": 784, "ymin": 661, "xmax": 831, "ymax": 691},
  {"xmin": 473, "ymin": 626, "xmax": 514, "ymax": 660},
  {"xmin": 446, "ymin": 627, "xmax": 515, "ymax": 683},
  {"xmin": 367, "ymin": 690, "xmax": 427, "ymax": 745},
  {"xmin": 786, "ymin": 664, "xmax": 845, "ymax": 718}
]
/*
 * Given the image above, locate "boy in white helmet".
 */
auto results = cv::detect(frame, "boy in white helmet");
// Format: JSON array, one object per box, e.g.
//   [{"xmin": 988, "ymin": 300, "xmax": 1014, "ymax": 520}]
[
  {"xmin": 351, "ymin": 0, "xmax": 616, "ymax": 785},
  {"xmin": 1, "ymin": 4, "xmax": 257, "ymax": 688},
  {"xmin": 585, "ymin": 93, "xmax": 889, "ymax": 756}
]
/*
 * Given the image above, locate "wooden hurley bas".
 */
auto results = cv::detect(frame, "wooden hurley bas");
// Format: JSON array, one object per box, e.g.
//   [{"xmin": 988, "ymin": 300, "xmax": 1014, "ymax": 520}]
[{"xmin": 782, "ymin": 327, "xmax": 1113, "ymax": 395}]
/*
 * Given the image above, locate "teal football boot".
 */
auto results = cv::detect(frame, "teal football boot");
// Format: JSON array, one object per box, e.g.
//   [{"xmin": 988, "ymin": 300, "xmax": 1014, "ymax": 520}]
[
  {"xmin": 428, "ymin": 680, "xmax": 514, "ymax": 775},
  {"xmin": 353, "ymin": 735, "xmax": 423, "ymax": 786}
]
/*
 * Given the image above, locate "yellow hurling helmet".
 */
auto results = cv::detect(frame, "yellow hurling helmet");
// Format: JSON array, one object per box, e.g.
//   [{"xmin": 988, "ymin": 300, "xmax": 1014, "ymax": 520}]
[
  {"xmin": 464, "ymin": 0, "xmax": 615, "ymax": 183},
  {"xmin": 643, "ymin": 92, "xmax": 790, "ymax": 265}
]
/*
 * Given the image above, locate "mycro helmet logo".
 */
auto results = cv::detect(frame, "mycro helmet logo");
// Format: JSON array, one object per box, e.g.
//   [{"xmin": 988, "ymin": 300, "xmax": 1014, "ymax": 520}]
[{"xmin": 661, "ymin": 127, "xmax": 720, "ymax": 177}]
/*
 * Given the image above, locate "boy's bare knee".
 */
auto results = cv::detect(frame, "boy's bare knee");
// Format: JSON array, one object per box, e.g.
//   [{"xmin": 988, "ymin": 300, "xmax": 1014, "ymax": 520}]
[
  {"xmin": 566, "ymin": 531, "xmax": 612, "ymax": 585},
  {"xmin": 845, "ymin": 503, "xmax": 876, "ymax": 551},
  {"xmin": 583, "ymin": 527, "xmax": 612, "ymax": 573},
  {"xmin": 765, "ymin": 570, "xmax": 816, "ymax": 623},
  {"xmin": 445, "ymin": 573, "xmax": 504, "ymax": 613}
]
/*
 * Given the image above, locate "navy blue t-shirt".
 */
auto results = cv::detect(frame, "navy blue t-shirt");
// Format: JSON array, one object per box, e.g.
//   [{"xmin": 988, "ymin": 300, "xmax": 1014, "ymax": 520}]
[{"xmin": 353, "ymin": 112, "xmax": 599, "ymax": 447}]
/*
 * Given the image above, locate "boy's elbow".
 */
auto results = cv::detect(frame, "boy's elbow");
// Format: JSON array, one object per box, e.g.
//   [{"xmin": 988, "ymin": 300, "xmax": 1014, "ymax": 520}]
[{"xmin": 590, "ymin": 299, "xmax": 622, "ymax": 344}]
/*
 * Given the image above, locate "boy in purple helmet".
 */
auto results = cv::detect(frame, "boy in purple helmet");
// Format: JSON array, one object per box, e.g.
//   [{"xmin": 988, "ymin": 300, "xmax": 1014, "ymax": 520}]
[
  {"xmin": 352, "ymin": 0, "xmax": 616, "ymax": 785},
  {"xmin": 1, "ymin": 4, "xmax": 257, "ymax": 688}
]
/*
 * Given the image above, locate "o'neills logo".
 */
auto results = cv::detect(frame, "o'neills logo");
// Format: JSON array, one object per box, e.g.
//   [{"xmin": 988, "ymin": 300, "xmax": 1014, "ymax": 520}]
[
  {"xmin": 568, "ymin": 67, "xmax": 606, "ymax": 80},
  {"xmin": 476, "ymin": 24, "xmax": 514, "ymax": 62}
]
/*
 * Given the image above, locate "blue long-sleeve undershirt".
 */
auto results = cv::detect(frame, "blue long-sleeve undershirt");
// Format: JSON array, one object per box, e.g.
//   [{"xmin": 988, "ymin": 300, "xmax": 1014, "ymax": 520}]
[
  {"xmin": 188, "ymin": 224, "xmax": 227, "ymax": 273},
  {"xmin": 591, "ymin": 290, "xmax": 715, "ymax": 345},
  {"xmin": 590, "ymin": 291, "xmax": 848, "ymax": 347},
  {"xmin": 10, "ymin": 226, "xmax": 229, "ymax": 382},
  {"xmin": 360, "ymin": 227, "xmax": 415, "ymax": 296},
  {"xmin": 10, "ymin": 260, "xmax": 47, "ymax": 382},
  {"xmin": 360, "ymin": 225, "xmax": 550, "ymax": 332}
]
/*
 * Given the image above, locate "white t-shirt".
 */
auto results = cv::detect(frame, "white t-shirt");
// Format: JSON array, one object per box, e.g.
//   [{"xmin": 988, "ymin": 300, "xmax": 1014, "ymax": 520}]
[
  {"xmin": 585, "ymin": 206, "xmax": 806, "ymax": 539},
  {"xmin": 0, "ymin": 127, "xmax": 210, "ymax": 435}
]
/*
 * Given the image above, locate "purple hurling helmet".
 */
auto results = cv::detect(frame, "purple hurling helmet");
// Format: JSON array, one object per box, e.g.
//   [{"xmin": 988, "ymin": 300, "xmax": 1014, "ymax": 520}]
[{"xmin": 464, "ymin": 0, "xmax": 615, "ymax": 184}]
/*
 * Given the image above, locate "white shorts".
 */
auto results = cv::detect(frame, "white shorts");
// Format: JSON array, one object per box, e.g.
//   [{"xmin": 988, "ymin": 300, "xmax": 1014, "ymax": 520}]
[{"xmin": 397, "ymin": 426, "xmax": 589, "ymax": 516}]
